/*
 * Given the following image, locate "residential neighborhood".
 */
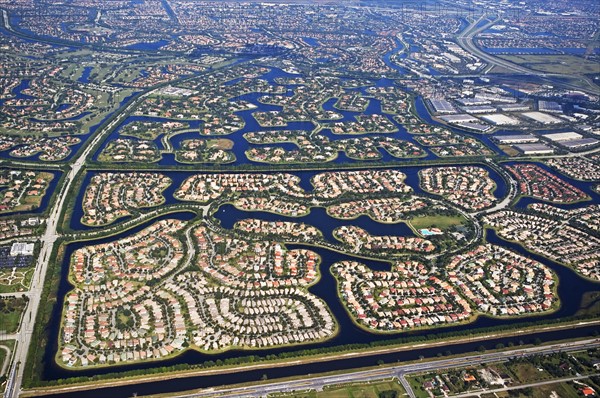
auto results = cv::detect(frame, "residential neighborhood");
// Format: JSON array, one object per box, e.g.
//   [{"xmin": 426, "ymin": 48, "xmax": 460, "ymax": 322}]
[
  {"xmin": 506, "ymin": 163, "xmax": 589, "ymax": 203},
  {"xmin": 447, "ymin": 244, "xmax": 557, "ymax": 317},
  {"xmin": 60, "ymin": 219, "xmax": 336, "ymax": 367},
  {"xmin": 0, "ymin": 169, "xmax": 53, "ymax": 213},
  {"xmin": 331, "ymin": 260, "xmax": 473, "ymax": 332},
  {"xmin": 334, "ymin": 225, "xmax": 436, "ymax": 255},
  {"xmin": 1, "ymin": 0, "xmax": 600, "ymax": 395},
  {"xmin": 419, "ymin": 166, "xmax": 498, "ymax": 211},
  {"xmin": 484, "ymin": 211, "xmax": 600, "ymax": 281},
  {"xmin": 546, "ymin": 157, "xmax": 600, "ymax": 182},
  {"xmin": 81, "ymin": 173, "xmax": 171, "ymax": 226}
]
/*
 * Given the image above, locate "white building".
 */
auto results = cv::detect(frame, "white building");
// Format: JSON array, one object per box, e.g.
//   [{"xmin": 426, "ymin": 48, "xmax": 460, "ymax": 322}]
[{"xmin": 10, "ymin": 242, "xmax": 34, "ymax": 256}]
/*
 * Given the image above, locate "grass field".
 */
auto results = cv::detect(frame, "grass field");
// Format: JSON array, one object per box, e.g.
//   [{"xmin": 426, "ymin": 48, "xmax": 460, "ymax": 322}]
[
  {"xmin": 482, "ymin": 380, "xmax": 584, "ymax": 398},
  {"xmin": 498, "ymin": 144, "xmax": 522, "ymax": 157},
  {"xmin": 506, "ymin": 362, "xmax": 552, "ymax": 384},
  {"xmin": 409, "ymin": 215, "xmax": 465, "ymax": 230},
  {"xmin": 0, "ymin": 296, "xmax": 28, "ymax": 333},
  {"xmin": 208, "ymin": 138, "xmax": 234, "ymax": 150},
  {"xmin": 576, "ymin": 291, "xmax": 600, "ymax": 317},
  {"xmin": 498, "ymin": 54, "xmax": 600, "ymax": 75},
  {"xmin": 0, "ymin": 311, "xmax": 22, "ymax": 334},
  {"xmin": 272, "ymin": 380, "xmax": 405, "ymax": 398},
  {"xmin": 0, "ymin": 340, "xmax": 15, "ymax": 381},
  {"xmin": 0, "ymin": 267, "xmax": 34, "ymax": 294}
]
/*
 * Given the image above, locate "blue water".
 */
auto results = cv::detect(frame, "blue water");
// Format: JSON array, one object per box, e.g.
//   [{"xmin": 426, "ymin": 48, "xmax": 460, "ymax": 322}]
[
  {"xmin": 256, "ymin": 65, "xmax": 300, "ymax": 85},
  {"xmin": 11, "ymin": 79, "xmax": 34, "ymax": 99},
  {"xmin": 55, "ymin": 103, "xmax": 72, "ymax": 112},
  {"xmin": 125, "ymin": 39, "xmax": 169, "ymax": 51},
  {"xmin": 78, "ymin": 66, "xmax": 93, "ymax": 83},
  {"xmin": 215, "ymin": 204, "xmax": 416, "ymax": 243},
  {"xmin": 42, "ymin": 206, "xmax": 600, "ymax": 390},
  {"xmin": 382, "ymin": 45, "xmax": 410, "ymax": 74},
  {"xmin": 503, "ymin": 161, "xmax": 599, "ymax": 210},
  {"xmin": 303, "ymin": 37, "xmax": 319, "ymax": 47}
]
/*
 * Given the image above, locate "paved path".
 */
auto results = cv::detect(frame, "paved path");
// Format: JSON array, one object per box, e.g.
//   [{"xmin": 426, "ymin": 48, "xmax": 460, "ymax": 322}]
[
  {"xmin": 0, "ymin": 345, "xmax": 11, "ymax": 376},
  {"xmin": 451, "ymin": 373, "xmax": 599, "ymax": 397}
]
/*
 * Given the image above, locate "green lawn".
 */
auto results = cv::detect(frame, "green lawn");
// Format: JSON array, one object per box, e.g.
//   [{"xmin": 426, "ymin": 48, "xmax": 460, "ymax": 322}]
[
  {"xmin": 498, "ymin": 54, "xmax": 600, "ymax": 75},
  {"xmin": 410, "ymin": 215, "xmax": 465, "ymax": 230},
  {"xmin": 506, "ymin": 362, "xmax": 552, "ymax": 384},
  {"xmin": 0, "ymin": 297, "xmax": 28, "ymax": 333},
  {"xmin": 274, "ymin": 380, "xmax": 406, "ymax": 398},
  {"xmin": 0, "ymin": 267, "xmax": 34, "ymax": 294},
  {"xmin": 322, "ymin": 380, "xmax": 405, "ymax": 398},
  {"xmin": 496, "ymin": 380, "xmax": 582, "ymax": 398}
]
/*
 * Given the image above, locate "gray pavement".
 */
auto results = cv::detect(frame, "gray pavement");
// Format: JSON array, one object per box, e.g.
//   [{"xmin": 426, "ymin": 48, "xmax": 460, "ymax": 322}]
[{"xmin": 162, "ymin": 338, "xmax": 600, "ymax": 398}]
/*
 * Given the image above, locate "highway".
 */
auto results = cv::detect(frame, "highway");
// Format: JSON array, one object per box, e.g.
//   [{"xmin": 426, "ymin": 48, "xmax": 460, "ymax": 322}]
[
  {"xmin": 456, "ymin": 15, "xmax": 533, "ymax": 75},
  {"xmin": 456, "ymin": 15, "xmax": 600, "ymax": 95},
  {"xmin": 165, "ymin": 338, "xmax": 600, "ymax": 398},
  {"xmin": 1, "ymin": 87, "xmax": 160, "ymax": 398}
]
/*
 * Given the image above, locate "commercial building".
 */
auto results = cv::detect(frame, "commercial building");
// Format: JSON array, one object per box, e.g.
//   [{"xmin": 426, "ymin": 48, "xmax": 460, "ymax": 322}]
[
  {"xmin": 461, "ymin": 105, "xmax": 497, "ymax": 114},
  {"xmin": 543, "ymin": 131, "xmax": 583, "ymax": 142},
  {"xmin": 561, "ymin": 138, "xmax": 599, "ymax": 150},
  {"xmin": 521, "ymin": 112, "xmax": 563, "ymax": 125},
  {"xmin": 480, "ymin": 113, "xmax": 521, "ymax": 126},
  {"xmin": 429, "ymin": 99, "xmax": 457, "ymax": 114},
  {"xmin": 440, "ymin": 114, "xmax": 479, "ymax": 123},
  {"xmin": 514, "ymin": 143, "xmax": 554, "ymax": 155},
  {"xmin": 10, "ymin": 242, "xmax": 35, "ymax": 256},
  {"xmin": 493, "ymin": 134, "xmax": 538, "ymax": 144},
  {"xmin": 538, "ymin": 100, "xmax": 563, "ymax": 113}
]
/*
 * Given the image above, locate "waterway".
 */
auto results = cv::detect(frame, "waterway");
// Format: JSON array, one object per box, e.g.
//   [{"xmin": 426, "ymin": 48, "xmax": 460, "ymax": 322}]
[
  {"xmin": 13, "ymin": 61, "xmax": 599, "ymax": 394},
  {"xmin": 91, "ymin": 65, "xmax": 517, "ymax": 168},
  {"xmin": 42, "ymin": 213, "xmax": 600, "ymax": 396},
  {"xmin": 45, "ymin": 160, "xmax": 600, "ymax": 391},
  {"xmin": 78, "ymin": 66, "xmax": 93, "ymax": 84},
  {"xmin": 68, "ymin": 164, "xmax": 507, "ymax": 231},
  {"xmin": 39, "ymin": 322, "xmax": 600, "ymax": 398}
]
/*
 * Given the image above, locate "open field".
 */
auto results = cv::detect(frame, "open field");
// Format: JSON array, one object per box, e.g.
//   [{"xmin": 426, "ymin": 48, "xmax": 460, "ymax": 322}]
[
  {"xmin": 409, "ymin": 215, "xmax": 465, "ymax": 230},
  {"xmin": 498, "ymin": 55, "xmax": 600, "ymax": 75},
  {"xmin": 270, "ymin": 379, "xmax": 405, "ymax": 398}
]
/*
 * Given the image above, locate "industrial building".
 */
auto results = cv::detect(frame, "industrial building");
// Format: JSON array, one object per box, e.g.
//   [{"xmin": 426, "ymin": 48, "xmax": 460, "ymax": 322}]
[
  {"xmin": 521, "ymin": 112, "xmax": 563, "ymax": 125},
  {"xmin": 514, "ymin": 143, "xmax": 554, "ymax": 155},
  {"xmin": 480, "ymin": 114, "xmax": 521, "ymax": 126},
  {"xmin": 493, "ymin": 134, "xmax": 539, "ymax": 144}
]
